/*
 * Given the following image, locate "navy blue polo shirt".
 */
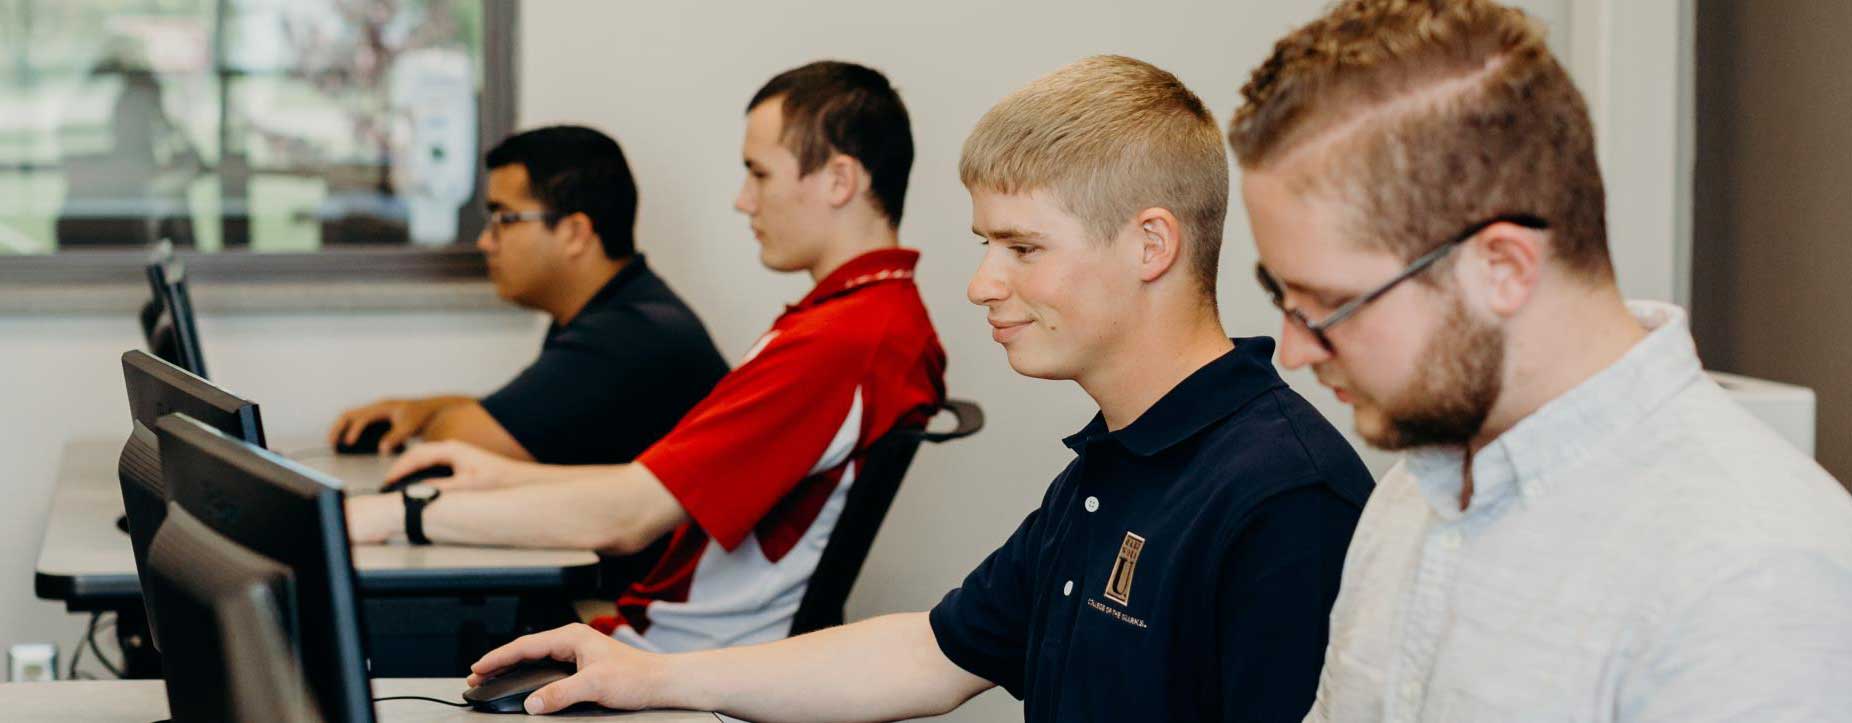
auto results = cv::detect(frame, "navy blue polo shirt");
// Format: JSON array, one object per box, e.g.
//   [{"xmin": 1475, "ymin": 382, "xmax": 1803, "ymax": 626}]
[
  {"xmin": 480, "ymin": 254, "xmax": 730, "ymax": 465},
  {"xmin": 929, "ymin": 337, "xmax": 1374, "ymax": 722}
]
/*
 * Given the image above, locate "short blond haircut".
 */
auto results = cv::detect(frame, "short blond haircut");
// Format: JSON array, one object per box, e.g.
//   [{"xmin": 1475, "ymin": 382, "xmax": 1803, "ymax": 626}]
[
  {"xmin": 1229, "ymin": 0, "xmax": 1611, "ymax": 279},
  {"xmin": 961, "ymin": 55, "xmax": 1230, "ymax": 299}
]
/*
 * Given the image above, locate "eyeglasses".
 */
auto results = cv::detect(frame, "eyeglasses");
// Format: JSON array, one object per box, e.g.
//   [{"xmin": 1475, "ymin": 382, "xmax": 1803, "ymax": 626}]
[
  {"xmin": 485, "ymin": 210, "xmax": 556, "ymax": 239},
  {"xmin": 1255, "ymin": 213, "xmax": 1550, "ymax": 353}
]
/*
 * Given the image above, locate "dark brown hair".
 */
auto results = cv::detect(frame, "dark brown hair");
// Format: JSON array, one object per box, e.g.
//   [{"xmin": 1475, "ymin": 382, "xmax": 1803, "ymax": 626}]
[{"xmin": 749, "ymin": 61, "xmax": 914, "ymax": 228}]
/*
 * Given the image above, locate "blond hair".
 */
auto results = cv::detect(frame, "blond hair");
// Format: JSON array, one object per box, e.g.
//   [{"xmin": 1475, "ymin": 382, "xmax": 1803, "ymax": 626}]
[
  {"xmin": 1229, "ymin": 0, "xmax": 1611, "ymax": 279},
  {"xmin": 961, "ymin": 55, "xmax": 1230, "ymax": 299}
]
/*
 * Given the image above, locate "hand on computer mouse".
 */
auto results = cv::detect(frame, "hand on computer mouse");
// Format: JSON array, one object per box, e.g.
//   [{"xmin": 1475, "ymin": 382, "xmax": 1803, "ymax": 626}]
[
  {"xmin": 384, "ymin": 440, "xmax": 527, "ymax": 492},
  {"xmin": 467, "ymin": 623, "xmax": 668, "ymax": 715},
  {"xmin": 377, "ymin": 464, "xmax": 454, "ymax": 494},
  {"xmin": 328, "ymin": 398, "xmax": 441, "ymax": 455}
]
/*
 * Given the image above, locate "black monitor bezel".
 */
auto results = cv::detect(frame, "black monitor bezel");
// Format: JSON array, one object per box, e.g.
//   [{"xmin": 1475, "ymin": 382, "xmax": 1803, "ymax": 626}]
[{"xmin": 155, "ymin": 413, "xmax": 373, "ymax": 723}]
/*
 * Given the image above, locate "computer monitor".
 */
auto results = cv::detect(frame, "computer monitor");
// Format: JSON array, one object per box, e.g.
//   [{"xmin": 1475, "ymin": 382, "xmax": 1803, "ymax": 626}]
[
  {"xmin": 140, "ymin": 246, "xmax": 207, "ymax": 378},
  {"xmin": 146, "ymin": 503, "xmax": 323, "ymax": 723},
  {"xmin": 117, "ymin": 350, "xmax": 265, "ymax": 653},
  {"xmin": 155, "ymin": 412, "xmax": 374, "ymax": 723}
]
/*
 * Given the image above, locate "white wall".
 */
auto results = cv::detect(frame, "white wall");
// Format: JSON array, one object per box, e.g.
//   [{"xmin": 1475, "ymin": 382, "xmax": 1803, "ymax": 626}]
[{"xmin": 1566, "ymin": 0, "xmax": 1694, "ymax": 303}]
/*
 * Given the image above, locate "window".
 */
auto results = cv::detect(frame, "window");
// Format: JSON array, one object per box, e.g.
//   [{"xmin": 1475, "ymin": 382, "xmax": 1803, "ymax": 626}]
[{"xmin": 0, "ymin": 0, "xmax": 514, "ymax": 283}]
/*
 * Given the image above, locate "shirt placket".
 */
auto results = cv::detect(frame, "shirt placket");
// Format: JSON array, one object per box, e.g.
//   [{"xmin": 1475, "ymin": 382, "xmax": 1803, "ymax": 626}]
[
  {"xmin": 1032, "ymin": 453, "xmax": 1099, "ymax": 717},
  {"xmin": 1387, "ymin": 517, "xmax": 1467, "ymax": 722}
]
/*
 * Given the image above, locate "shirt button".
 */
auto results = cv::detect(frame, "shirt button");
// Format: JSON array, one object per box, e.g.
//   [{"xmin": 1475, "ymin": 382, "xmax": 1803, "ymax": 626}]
[
  {"xmin": 1402, "ymin": 680, "xmax": 1423, "ymax": 700},
  {"xmin": 1522, "ymin": 480, "xmax": 1544, "ymax": 498},
  {"xmin": 1084, "ymin": 496, "xmax": 1100, "ymax": 513},
  {"xmin": 1439, "ymin": 531, "xmax": 1462, "ymax": 551},
  {"xmin": 1063, "ymin": 580, "xmax": 1074, "ymax": 596}
]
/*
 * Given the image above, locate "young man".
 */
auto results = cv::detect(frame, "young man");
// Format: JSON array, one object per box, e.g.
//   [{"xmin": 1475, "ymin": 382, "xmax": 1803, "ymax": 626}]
[
  {"xmin": 327, "ymin": 126, "xmax": 730, "ymax": 466},
  {"xmin": 453, "ymin": 56, "xmax": 1374, "ymax": 722},
  {"xmin": 1229, "ymin": 1, "xmax": 1852, "ymax": 719},
  {"xmin": 346, "ymin": 61, "xmax": 947, "ymax": 654}
]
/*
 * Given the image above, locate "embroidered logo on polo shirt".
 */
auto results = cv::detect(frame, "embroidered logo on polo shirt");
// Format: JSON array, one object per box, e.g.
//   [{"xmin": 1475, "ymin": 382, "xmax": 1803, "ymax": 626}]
[{"xmin": 1103, "ymin": 531, "xmax": 1145, "ymax": 606}]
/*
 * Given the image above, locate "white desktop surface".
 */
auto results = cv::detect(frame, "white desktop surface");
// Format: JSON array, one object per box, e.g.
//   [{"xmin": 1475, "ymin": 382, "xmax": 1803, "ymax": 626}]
[
  {"xmin": 35, "ymin": 437, "xmax": 599, "ymax": 593},
  {"xmin": 0, "ymin": 678, "xmax": 721, "ymax": 721}
]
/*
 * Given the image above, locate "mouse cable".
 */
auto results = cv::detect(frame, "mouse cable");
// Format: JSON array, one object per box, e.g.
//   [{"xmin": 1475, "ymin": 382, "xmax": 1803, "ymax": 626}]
[
  {"xmin": 69, "ymin": 612, "xmax": 125, "ymax": 680},
  {"xmin": 372, "ymin": 695, "xmax": 471, "ymax": 708},
  {"xmin": 89, "ymin": 612, "xmax": 123, "ymax": 678}
]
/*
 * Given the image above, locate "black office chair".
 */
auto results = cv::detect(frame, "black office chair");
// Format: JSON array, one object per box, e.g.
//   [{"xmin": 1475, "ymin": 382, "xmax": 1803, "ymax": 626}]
[{"xmin": 788, "ymin": 398, "xmax": 984, "ymax": 635}]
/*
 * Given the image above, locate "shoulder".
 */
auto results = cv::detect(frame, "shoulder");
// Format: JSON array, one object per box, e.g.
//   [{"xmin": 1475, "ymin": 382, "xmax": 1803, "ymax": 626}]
[
  {"xmin": 1192, "ymin": 385, "xmax": 1375, "ymax": 509},
  {"xmin": 559, "ymin": 285, "xmax": 720, "ymax": 360},
  {"xmin": 1626, "ymin": 381, "xmax": 1852, "ymax": 556},
  {"xmin": 776, "ymin": 283, "xmax": 941, "ymax": 362}
]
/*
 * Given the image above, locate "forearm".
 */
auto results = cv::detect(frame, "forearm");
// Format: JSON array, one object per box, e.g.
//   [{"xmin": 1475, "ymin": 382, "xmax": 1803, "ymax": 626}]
[
  {"xmin": 421, "ymin": 400, "xmax": 535, "ymax": 462},
  {"xmin": 425, "ymin": 466, "xmax": 683, "ymax": 551},
  {"xmin": 654, "ymin": 613, "xmax": 992, "ymax": 722}
]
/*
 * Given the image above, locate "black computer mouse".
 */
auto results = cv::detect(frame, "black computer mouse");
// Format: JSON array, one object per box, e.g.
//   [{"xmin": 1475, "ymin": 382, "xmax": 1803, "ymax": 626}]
[
  {"xmin": 462, "ymin": 658, "xmax": 578, "ymax": 713},
  {"xmin": 334, "ymin": 420, "xmax": 398, "ymax": 455},
  {"xmin": 378, "ymin": 465, "xmax": 453, "ymax": 494}
]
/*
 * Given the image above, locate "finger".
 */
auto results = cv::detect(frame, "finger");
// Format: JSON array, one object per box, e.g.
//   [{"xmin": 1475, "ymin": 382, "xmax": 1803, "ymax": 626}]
[
  {"xmin": 330, "ymin": 411, "xmax": 366, "ymax": 446},
  {"xmin": 337, "ymin": 406, "xmax": 390, "ymax": 446},
  {"xmin": 377, "ymin": 423, "xmax": 416, "ymax": 458},
  {"xmin": 383, "ymin": 442, "xmax": 451, "ymax": 482},
  {"xmin": 525, "ymin": 671, "xmax": 602, "ymax": 715},
  {"xmin": 468, "ymin": 625, "xmax": 586, "ymax": 677}
]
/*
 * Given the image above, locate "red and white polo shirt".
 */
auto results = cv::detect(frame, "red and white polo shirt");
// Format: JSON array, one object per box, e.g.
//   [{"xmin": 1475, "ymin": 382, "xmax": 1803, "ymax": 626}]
[{"xmin": 602, "ymin": 247, "xmax": 946, "ymax": 652}]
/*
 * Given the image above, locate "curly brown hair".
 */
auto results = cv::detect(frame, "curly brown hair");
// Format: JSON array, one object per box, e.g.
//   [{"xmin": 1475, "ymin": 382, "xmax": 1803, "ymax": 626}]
[{"xmin": 1229, "ymin": 0, "xmax": 1611, "ymax": 280}]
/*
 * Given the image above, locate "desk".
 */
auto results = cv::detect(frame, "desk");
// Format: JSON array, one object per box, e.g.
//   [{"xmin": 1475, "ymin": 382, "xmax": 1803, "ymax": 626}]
[
  {"xmin": 36, "ymin": 438, "xmax": 601, "ymax": 606},
  {"xmin": 0, "ymin": 679, "xmax": 721, "ymax": 721},
  {"xmin": 34, "ymin": 438, "xmax": 605, "ymax": 676}
]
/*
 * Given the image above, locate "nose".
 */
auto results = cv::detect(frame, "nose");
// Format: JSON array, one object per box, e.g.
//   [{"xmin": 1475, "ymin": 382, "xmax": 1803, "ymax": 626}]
[
  {"xmin": 1275, "ymin": 316, "xmax": 1332, "ymax": 370},
  {"xmin": 476, "ymin": 224, "xmax": 495, "ymax": 253},
  {"xmin": 966, "ymin": 246, "xmax": 1009, "ymax": 307},
  {"xmin": 734, "ymin": 178, "xmax": 754, "ymax": 216}
]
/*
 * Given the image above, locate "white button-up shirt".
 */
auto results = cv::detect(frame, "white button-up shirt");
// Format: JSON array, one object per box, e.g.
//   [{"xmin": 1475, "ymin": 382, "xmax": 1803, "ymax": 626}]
[{"xmin": 1307, "ymin": 301, "xmax": 1852, "ymax": 722}]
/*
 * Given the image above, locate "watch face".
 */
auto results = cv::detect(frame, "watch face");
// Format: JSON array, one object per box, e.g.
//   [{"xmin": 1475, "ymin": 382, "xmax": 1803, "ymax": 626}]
[{"xmin": 405, "ymin": 483, "xmax": 439, "ymax": 501}]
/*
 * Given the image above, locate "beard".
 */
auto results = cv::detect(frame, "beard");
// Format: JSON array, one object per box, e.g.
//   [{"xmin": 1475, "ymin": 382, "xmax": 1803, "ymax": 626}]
[{"xmin": 1363, "ymin": 296, "xmax": 1505, "ymax": 450}]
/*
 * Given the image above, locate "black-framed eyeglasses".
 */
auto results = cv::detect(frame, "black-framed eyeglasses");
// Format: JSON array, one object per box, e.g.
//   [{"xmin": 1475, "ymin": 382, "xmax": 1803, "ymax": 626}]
[
  {"xmin": 485, "ymin": 210, "xmax": 556, "ymax": 239},
  {"xmin": 1255, "ymin": 213, "xmax": 1550, "ymax": 352}
]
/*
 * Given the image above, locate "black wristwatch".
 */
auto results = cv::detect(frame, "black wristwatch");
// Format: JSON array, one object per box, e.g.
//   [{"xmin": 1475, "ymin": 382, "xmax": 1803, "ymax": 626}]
[{"xmin": 402, "ymin": 483, "xmax": 443, "ymax": 546}]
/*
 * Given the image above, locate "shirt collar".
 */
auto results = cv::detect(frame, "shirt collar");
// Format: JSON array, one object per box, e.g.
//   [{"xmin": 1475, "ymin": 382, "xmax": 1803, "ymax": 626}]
[
  {"xmin": 1063, "ymin": 337, "xmax": 1289, "ymax": 456},
  {"xmin": 790, "ymin": 248, "xmax": 920, "ymax": 311},
  {"xmin": 559, "ymin": 253, "xmax": 650, "ymax": 331},
  {"xmin": 1406, "ymin": 300, "xmax": 1705, "ymax": 520}
]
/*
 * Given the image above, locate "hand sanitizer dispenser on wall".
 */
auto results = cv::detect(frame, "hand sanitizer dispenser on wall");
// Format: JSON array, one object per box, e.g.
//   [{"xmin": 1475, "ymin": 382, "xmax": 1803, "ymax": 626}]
[{"xmin": 391, "ymin": 48, "xmax": 477, "ymax": 246}]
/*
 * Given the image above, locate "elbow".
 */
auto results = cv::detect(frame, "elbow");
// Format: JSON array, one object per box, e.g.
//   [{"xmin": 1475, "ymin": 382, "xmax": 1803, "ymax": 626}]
[
  {"xmin": 593, "ymin": 530, "xmax": 645, "ymax": 556},
  {"xmin": 591, "ymin": 523, "xmax": 661, "ymax": 556}
]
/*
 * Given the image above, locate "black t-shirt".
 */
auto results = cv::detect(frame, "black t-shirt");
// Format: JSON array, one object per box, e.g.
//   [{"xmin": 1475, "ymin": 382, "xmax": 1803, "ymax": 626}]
[
  {"xmin": 480, "ymin": 255, "xmax": 730, "ymax": 466},
  {"xmin": 929, "ymin": 337, "xmax": 1375, "ymax": 722}
]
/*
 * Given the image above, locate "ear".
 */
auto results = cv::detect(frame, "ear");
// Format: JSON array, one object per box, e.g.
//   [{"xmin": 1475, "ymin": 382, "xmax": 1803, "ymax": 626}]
[
  {"xmin": 821, "ymin": 154, "xmax": 866, "ymax": 209},
  {"xmin": 555, "ymin": 212, "xmax": 599, "ymax": 259},
  {"xmin": 1128, "ymin": 207, "xmax": 1185, "ymax": 284},
  {"xmin": 1462, "ymin": 220, "xmax": 1543, "ymax": 318}
]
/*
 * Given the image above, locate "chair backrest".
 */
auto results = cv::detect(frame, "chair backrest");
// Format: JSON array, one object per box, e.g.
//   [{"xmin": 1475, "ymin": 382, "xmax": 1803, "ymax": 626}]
[{"xmin": 789, "ymin": 399, "xmax": 984, "ymax": 635}]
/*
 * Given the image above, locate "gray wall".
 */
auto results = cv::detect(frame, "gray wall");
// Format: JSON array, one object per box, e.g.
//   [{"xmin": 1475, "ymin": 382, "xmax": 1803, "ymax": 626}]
[{"xmin": 1691, "ymin": 0, "xmax": 1852, "ymax": 488}]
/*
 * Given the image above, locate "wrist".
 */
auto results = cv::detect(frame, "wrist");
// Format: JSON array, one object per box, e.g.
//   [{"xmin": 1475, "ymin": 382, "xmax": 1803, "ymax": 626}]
[
  {"xmin": 401, "ymin": 485, "xmax": 441, "ymax": 545},
  {"xmin": 495, "ymin": 460, "xmax": 550, "ymax": 489},
  {"xmin": 652, "ymin": 653, "xmax": 717, "ymax": 712}
]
